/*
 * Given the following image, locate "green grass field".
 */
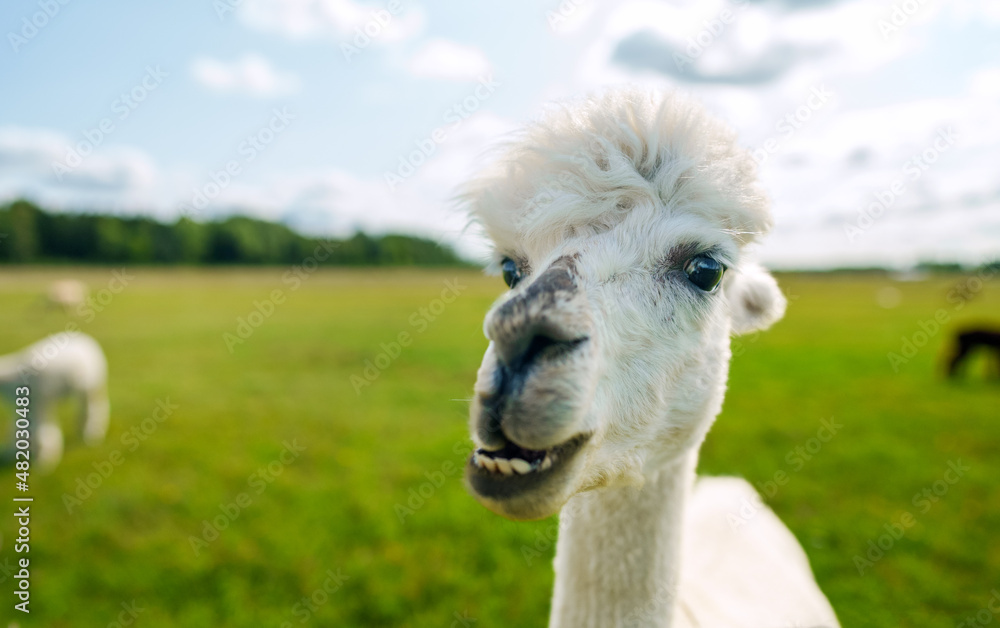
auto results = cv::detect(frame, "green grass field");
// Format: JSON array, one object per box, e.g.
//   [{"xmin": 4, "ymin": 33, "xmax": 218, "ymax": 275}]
[{"xmin": 0, "ymin": 266, "xmax": 997, "ymax": 627}]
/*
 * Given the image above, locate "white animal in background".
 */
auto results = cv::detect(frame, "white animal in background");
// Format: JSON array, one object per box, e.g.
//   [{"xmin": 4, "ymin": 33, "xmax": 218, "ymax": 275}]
[
  {"xmin": 45, "ymin": 279, "xmax": 88, "ymax": 313},
  {"xmin": 460, "ymin": 89, "xmax": 840, "ymax": 627},
  {"xmin": 0, "ymin": 332, "xmax": 109, "ymax": 471}
]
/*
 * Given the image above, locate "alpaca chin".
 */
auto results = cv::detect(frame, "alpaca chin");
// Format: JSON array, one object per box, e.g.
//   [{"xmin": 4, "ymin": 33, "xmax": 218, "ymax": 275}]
[{"xmin": 464, "ymin": 437, "xmax": 592, "ymax": 521}]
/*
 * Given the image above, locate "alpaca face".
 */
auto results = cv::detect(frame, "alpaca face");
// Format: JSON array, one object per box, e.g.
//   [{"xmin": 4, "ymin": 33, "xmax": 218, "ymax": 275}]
[
  {"xmin": 465, "ymin": 203, "xmax": 786, "ymax": 520},
  {"xmin": 461, "ymin": 90, "xmax": 787, "ymax": 520}
]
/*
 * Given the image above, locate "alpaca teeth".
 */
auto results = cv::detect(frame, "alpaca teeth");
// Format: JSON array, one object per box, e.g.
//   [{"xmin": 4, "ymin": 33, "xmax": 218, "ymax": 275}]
[
  {"xmin": 477, "ymin": 452, "xmax": 553, "ymax": 475},
  {"xmin": 509, "ymin": 458, "xmax": 532, "ymax": 474}
]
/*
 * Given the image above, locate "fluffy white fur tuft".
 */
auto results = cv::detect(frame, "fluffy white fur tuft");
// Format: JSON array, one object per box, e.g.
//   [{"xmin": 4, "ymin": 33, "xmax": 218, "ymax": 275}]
[{"xmin": 462, "ymin": 88, "xmax": 771, "ymax": 262}]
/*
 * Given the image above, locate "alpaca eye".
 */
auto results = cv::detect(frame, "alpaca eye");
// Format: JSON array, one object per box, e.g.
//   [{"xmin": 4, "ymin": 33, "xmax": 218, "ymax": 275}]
[
  {"xmin": 501, "ymin": 258, "xmax": 522, "ymax": 288},
  {"xmin": 683, "ymin": 255, "xmax": 725, "ymax": 292}
]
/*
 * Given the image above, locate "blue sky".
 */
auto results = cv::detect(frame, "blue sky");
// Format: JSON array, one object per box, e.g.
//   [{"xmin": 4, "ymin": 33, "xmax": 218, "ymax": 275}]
[{"xmin": 2, "ymin": 0, "xmax": 998, "ymax": 268}]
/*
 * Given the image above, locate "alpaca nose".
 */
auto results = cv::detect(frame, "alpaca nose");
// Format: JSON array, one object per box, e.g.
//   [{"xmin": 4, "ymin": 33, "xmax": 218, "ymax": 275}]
[
  {"xmin": 486, "ymin": 257, "xmax": 590, "ymax": 373},
  {"xmin": 494, "ymin": 319, "xmax": 580, "ymax": 373}
]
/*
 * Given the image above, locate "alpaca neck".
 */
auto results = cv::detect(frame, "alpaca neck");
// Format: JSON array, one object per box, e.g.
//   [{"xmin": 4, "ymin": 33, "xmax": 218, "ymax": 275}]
[{"xmin": 549, "ymin": 452, "xmax": 696, "ymax": 628}]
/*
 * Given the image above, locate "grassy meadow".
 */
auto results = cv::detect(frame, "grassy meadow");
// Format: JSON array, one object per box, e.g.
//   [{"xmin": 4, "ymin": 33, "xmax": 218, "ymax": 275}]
[{"xmin": 0, "ymin": 266, "xmax": 997, "ymax": 627}]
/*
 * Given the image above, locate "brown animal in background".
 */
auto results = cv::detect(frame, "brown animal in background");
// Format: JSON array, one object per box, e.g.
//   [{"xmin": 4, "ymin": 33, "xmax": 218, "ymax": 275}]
[{"xmin": 946, "ymin": 328, "xmax": 1000, "ymax": 379}]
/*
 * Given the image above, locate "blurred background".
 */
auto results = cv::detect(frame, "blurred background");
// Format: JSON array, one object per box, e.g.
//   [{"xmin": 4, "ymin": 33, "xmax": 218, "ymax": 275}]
[{"xmin": 0, "ymin": 0, "xmax": 998, "ymax": 626}]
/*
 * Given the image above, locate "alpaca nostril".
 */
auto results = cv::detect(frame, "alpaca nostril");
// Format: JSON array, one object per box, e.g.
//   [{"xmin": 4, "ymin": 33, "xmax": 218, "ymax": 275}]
[
  {"xmin": 503, "ymin": 331, "xmax": 588, "ymax": 374},
  {"xmin": 518, "ymin": 334, "xmax": 560, "ymax": 371}
]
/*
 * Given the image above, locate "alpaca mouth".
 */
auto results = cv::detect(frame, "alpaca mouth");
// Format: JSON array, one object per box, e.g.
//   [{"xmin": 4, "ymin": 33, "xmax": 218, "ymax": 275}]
[{"xmin": 466, "ymin": 432, "xmax": 590, "ymax": 498}]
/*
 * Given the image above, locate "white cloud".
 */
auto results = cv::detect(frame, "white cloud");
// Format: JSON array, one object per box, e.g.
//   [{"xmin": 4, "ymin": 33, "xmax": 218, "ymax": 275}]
[
  {"xmin": 752, "ymin": 88, "xmax": 1000, "ymax": 269},
  {"xmin": 239, "ymin": 112, "xmax": 516, "ymax": 259},
  {"xmin": 969, "ymin": 67, "xmax": 1000, "ymax": 98},
  {"xmin": 946, "ymin": 0, "xmax": 1000, "ymax": 25},
  {"xmin": 0, "ymin": 127, "xmax": 162, "ymax": 215},
  {"xmin": 238, "ymin": 0, "xmax": 425, "ymax": 44},
  {"xmin": 405, "ymin": 39, "xmax": 493, "ymax": 81},
  {"xmin": 535, "ymin": 0, "xmax": 999, "ymax": 268},
  {"xmin": 584, "ymin": 0, "xmax": 923, "ymax": 89},
  {"xmin": 191, "ymin": 54, "xmax": 300, "ymax": 97},
  {"xmin": 0, "ymin": 126, "xmax": 65, "ymax": 171}
]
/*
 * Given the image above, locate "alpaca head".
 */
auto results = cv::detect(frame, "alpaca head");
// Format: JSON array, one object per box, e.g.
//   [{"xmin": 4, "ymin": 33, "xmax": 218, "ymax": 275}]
[{"xmin": 462, "ymin": 90, "xmax": 787, "ymax": 520}]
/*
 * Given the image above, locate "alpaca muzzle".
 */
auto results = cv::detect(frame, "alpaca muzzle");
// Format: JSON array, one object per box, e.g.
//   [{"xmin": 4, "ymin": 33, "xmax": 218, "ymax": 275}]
[
  {"xmin": 464, "ymin": 257, "xmax": 598, "ymax": 519},
  {"xmin": 477, "ymin": 256, "xmax": 594, "ymax": 451}
]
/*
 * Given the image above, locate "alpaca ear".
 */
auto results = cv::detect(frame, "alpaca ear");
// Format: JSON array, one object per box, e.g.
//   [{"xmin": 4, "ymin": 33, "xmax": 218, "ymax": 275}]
[{"xmin": 726, "ymin": 263, "xmax": 787, "ymax": 335}]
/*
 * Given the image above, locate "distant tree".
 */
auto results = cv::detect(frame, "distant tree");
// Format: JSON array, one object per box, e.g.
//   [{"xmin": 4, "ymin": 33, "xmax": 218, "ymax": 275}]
[
  {"xmin": 915, "ymin": 261, "xmax": 964, "ymax": 273},
  {"xmin": 0, "ymin": 200, "xmax": 469, "ymax": 267},
  {"xmin": 94, "ymin": 216, "xmax": 131, "ymax": 262},
  {"xmin": 172, "ymin": 217, "xmax": 208, "ymax": 263},
  {"xmin": 0, "ymin": 200, "xmax": 40, "ymax": 262}
]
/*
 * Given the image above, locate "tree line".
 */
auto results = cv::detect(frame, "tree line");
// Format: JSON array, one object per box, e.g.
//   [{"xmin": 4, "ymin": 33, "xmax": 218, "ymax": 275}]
[{"xmin": 0, "ymin": 200, "xmax": 468, "ymax": 266}]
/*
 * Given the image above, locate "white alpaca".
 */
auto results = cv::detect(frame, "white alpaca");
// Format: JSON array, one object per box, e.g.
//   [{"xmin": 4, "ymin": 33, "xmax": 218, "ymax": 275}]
[
  {"xmin": 0, "ymin": 332, "xmax": 109, "ymax": 471},
  {"xmin": 45, "ymin": 279, "xmax": 88, "ymax": 313},
  {"xmin": 461, "ymin": 89, "xmax": 840, "ymax": 627}
]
